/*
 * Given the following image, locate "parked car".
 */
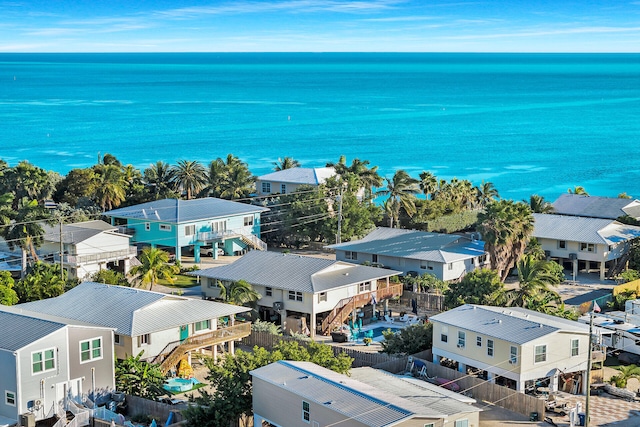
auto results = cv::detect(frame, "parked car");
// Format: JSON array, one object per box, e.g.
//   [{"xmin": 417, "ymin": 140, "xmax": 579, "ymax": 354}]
[{"xmin": 189, "ymin": 246, "xmax": 224, "ymax": 257}]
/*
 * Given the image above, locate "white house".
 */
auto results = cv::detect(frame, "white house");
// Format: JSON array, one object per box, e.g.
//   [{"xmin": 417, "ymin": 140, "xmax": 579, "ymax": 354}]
[
  {"xmin": 193, "ymin": 250, "xmax": 403, "ymax": 337},
  {"xmin": 251, "ymin": 361, "xmax": 480, "ymax": 427},
  {"xmin": 552, "ymin": 193, "xmax": 640, "ymax": 220},
  {"xmin": 16, "ymin": 282, "xmax": 251, "ymax": 372},
  {"xmin": 0, "ymin": 308, "xmax": 115, "ymax": 426},
  {"xmin": 326, "ymin": 227, "xmax": 488, "ymax": 281},
  {"xmin": 532, "ymin": 213, "xmax": 640, "ymax": 280},
  {"xmin": 255, "ymin": 167, "xmax": 335, "ymax": 196},
  {"xmin": 430, "ymin": 305, "xmax": 595, "ymax": 395}
]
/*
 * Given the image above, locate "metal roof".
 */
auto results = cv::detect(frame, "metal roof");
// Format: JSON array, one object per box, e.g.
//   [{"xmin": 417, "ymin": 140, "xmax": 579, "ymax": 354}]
[
  {"xmin": 41, "ymin": 220, "xmax": 128, "ymax": 244},
  {"xmin": 552, "ymin": 194, "xmax": 640, "ymax": 220},
  {"xmin": 0, "ymin": 310, "xmax": 66, "ymax": 351},
  {"xmin": 18, "ymin": 282, "xmax": 249, "ymax": 336},
  {"xmin": 251, "ymin": 361, "xmax": 415, "ymax": 426},
  {"xmin": 193, "ymin": 251, "xmax": 402, "ymax": 293},
  {"xmin": 430, "ymin": 305, "xmax": 589, "ymax": 345},
  {"xmin": 327, "ymin": 227, "xmax": 485, "ymax": 263},
  {"xmin": 105, "ymin": 197, "xmax": 268, "ymax": 224},
  {"xmin": 532, "ymin": 213, "xmax": 640, "ymax": 245},
  {"xmin": 257, "ymin": 167, "xmax": 335, "ymax": 186}
]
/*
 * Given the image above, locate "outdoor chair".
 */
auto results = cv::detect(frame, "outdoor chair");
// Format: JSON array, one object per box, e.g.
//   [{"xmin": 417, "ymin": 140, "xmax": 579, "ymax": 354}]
[{"xmin": 384, "ymin": 314, "xmax": 395, "ymax": 323}]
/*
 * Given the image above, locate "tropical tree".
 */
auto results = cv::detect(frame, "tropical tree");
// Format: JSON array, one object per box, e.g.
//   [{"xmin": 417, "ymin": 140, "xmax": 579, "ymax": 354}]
[
  {"xmin": 91, "ymin": 269, "xmax": 130, "ymax": 287},
  {"xmin": 53, "ymin": 168, "xmax": 97, "ymax": 207},
  {"xmin": 327, "ymin": 156, "xmax": 383, "ymax": 202},
  {"xmin": 0, "ymin": 161, "xmax": 58, "ymax": 207},
  {"xmin": 478, "ymin": 199, "xmax": 534, "ymax": 282},
  {"xmin": 219, "ymin": 158, "xmax": 255, "ymax": 199},
  {"xmin": 129, "ymin": 247, "xmax": 179, "ymax": 291},
  {"xmin": 610, "ymin": 365, "xmax": 640, "ymax": 388},
  {"xmin": 419, "ymin": 171, "xmax": 438, "ymax": 200},
  {"xmin": 527, "ymin": 194, "xmax": 554, "ymax": 213},
  {"xmin": 15, "ymin": 261, "xmax": 68, "ymax": 303},
  {"xmin": 380, "ymin": 322, "xmax": 433, "ymax": 355},
  {"xmin": 476, "ymin": 180, "xmax": 499, "ymax": 208},
  {"xmin": 444, "ymin": 268, "xmax": 506, "ymax": 308},
  {"xmin": 618, "ymin": 192, "xmax": 632, "ymax": 199},
  {"xmin": 567, "ymin": 186, "xmax": 589, "ymax": 195},
  {"xmin": 273, "ymin": 157, "xmax": 300, "ymax": 171},
  {"xmin": 217, "ymin": 279, "xmax": 261, "ymax": 306},
  {"xmin": 94, "ymin": 164, "xmax": 127, "ymax": 210},
  {"xmin": 376, "ymin": 170, "xmax": 420, "ymax": 228},
  {"xmin": 506, "ymin": 255, "xmax": 562, "ymax": 308},
  {"xmin": 115, "ymin": 352, "xmax": 165, "ymax": 399},
  {"xmin": 404, "ymin": 273, "xmax": 448, "ymax": 294},
  {"xmin": 143, "ymin": 161, "xmax": 177, "ymax": 200},
  {"xmin": 171, "ymin": 160, "xmax": 207, "ymax": 200},
  {"xmin": 0, "ymin": 271, "xmax": 18, "ymax": 306}
]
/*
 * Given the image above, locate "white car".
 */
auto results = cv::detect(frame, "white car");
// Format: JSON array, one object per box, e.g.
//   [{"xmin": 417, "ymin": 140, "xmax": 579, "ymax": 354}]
[{"xmin": 197, "ymin": 246, "xmax": 224, "ymax": 257}]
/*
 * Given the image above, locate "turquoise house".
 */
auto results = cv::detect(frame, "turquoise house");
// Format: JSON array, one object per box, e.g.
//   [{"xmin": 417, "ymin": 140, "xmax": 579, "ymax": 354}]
[{"xmin": 105, "ymin": 198, "xmax": 269, "ymax": 262}]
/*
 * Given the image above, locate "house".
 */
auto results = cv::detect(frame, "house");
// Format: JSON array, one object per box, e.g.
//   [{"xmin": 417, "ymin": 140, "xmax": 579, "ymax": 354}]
[
  {"xmin": 193, "ymin": 250, "xmax": 403, "ymax": 337},
  {"xmin": 326, "ymin": 227, "xmax": 488, "ymax": 281},
  {"xmin": 251, "ymin": 360, "xmax": 480, "ymax": 427},
  {"xmin": 38, "ymin": 220, "xmax": 137, "ymax": 280},
  {"xmin": 0, "ymin": 308, "xmax": 115, "ymax": 426},
  {"xmin": 255, "ymin": 167, "xmax": 335, "ymax": 196},
  {"xmin": 552, "ymin": 193, "xmax": 640, "ymax": 220},
  {"xmin": 16, "ymin": 282, "xmax": 252, "ymax": 373},
  {"xmin": 430, "ymin": 305, "xmax": 595, "ymax": 394},
  {"xmin": 532, "ymin": 213, "xmax": 640, "ymax": 280},
  {"xmin": 105, "ymin": 197, "xmax": 269, "ymax": 262}
]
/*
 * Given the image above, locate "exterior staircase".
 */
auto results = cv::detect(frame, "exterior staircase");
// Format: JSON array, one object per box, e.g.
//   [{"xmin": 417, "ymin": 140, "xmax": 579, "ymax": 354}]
[
  {"xmin": 158, "ymin": 322, "xmax": 251, "ymax": 374},
  {"xmin": 320, "ymin": 282, "xmax": 403, "ymax": 335},
  {"xmin": 607, "ymin": 250, "xmax": 631, "ymax": 279},
  {"xmin": 239, "ymin": 233, "xmax": 267, "ymax": 251}
]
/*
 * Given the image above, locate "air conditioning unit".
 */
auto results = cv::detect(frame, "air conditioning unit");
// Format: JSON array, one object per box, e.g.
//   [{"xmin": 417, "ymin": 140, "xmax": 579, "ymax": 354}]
[
  {"xmin": 273, "ymin": 302, "xmax": 283, "ymax": 311},
  {"xmin": 544, "ymin": 250, "xmax": 551, "ymax": 258},
  {"xmin": 20, "ymin": 413, "xmax": 35, "ymax": 427},
  {"xmin": 569, "ymin": 253, "xmax": 578, "ymax": 260},
  {"xmin": 509, "ymin": 360, "xmax": 516, "ymax": 364},
  {"xmin": 457, "ymin": 344, "xmax": 464, "ymax": 348}
]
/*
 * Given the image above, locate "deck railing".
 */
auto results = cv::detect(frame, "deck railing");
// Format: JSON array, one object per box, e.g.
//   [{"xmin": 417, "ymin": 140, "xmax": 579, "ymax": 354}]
[{"xmin": 53, "ymin": 247, "xmax": 137, "ymax": 265}]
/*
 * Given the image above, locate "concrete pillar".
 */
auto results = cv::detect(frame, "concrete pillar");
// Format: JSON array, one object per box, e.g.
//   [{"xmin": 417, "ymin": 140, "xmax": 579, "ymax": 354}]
[
  {"xmin": 516, "ymin": 380, "xmax": 525, "ymax": 393},
  {"xmin": 572, "ymin": 259, "xmax": 578, "ymax": 281},
  {"xmin": 384, "ymin": 299, "xmax": 389, "ymax": 315},
  {"xmin": 229, "ymin": 339, "xmax": 235, "ymax": 355},
  {"xmin": 187, "ymin": 352, "xmax": 192, "ymax": 366},
  {"xmin": 600, "ymin": 261, "xmax": 606, "ymax": 280},
  {"xmin": 194, "ymin": 244, "xmax": 201, "ymax": 264},
  {"xmin": 175, "ymin": 245, "xmax": 181, "ymax": 261},
  {"xmin": 585, "ymin": 260, "xmax": 590, "ymax": 273},
  {"xmin": 212, "ymin": 345, "xmax": 217, "ymax": 363},
  {"xmin": 582, "ymin": 370, "xmax": 589, "ymax": 394},
  {"xmin": 458, "ymin": 363, "xmax": 466, "ymax": 373},
  {"xmin": 310, "ymin": 312, "xmax": 316, "ymax": 339},
  {"xmin": 123, "ymin": 258, "xmax": 131, "ymax": 275}
]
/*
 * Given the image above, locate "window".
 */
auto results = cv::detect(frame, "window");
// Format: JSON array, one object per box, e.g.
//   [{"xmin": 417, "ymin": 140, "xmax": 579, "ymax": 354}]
[
  {"xmin": 144, "ymin": 222, "xmax": 150, "ymax": 231},
  {"xmin": 114, "ymin": 334, "xmax": 123, "ymax": 346},
  {"xmin": 32, "ymin": 348, "xmax": 56, "ymax": 374},
  {"xmin": 159, "ymin": 224, "xmax": 171, "ymax": 232},
  {"xmin": 194, "ymin": 320, "xmax": 211, "ymax": 331},
  {"xmin": 424, "ymin": 424, "xmax": 435, "ymax": 427},
  {"xmin": 476, "ymin": 336, "xmax": 482, "ymax": 347},
  {"xmin": 211, "ymin": 220, "xmax": 226, "ymax": 233},
  {"xmin": 441, "ymin": 334, "xmax": 448, "ymax": 343},
  {"xmin": 535, "ymin": 344, "xmax": 547, "ymax": 363},
  {"xmin": 266, "ymin": 287, "xmax": 273, "ymax": 297},
  {"xmin": 448, "ymin": 263, "xmax": 453, "ymax": 270},
  {"xmin": 580, "ymin": 242, "xmax": 595, "ymax": 252},
  {"xmin": 558, "ymin": 240, "xmax": 567, "ymax": 249},
  {"xmin": 571, "ymin": 339, "xmax": 579, "ymax": 357},
  {"xmin": 5, "ymin": 391, "xmax": 16, "ymax": 406},
  {"xmin": 281, "ymin": 184, "xmax": 287, "ymax": 194},
  {"xmin": 372, "ymin": 254, "xmax": 378, "ymax": 263},
  {"xmin": 261, "ymin": 182, "xmax": 271, "ymax": 193},
  {"xmin": 80, "ymin": 338, "xmax": 102, "ymax": 363},
  {"xmin": 420, "ymin": 261, "xmax": 434, "ymax": 270},
  {"xmin": 487, "ymin": 339, "xmax": 494, "ymax": 357},
  {"xmin": 478, "ymin": 254, "xmax": 487, "ymax": 264},
  {"xmin": 302, "ymin": 401, "xmax": 310, "ymax": 423},
  {"xmin": 318, "ymin": 292, "xmax": 327, "ymax": 303},
  {"xmin": 510, "ymin": 346, "xmax": 518, "ymax": 364},
  {"xmin": 454, "ymin": 420, "xmax": 469, "ymax": 427},
  {"xmin": 288, "ymin": 291, "xmax": 303, "ymax": 302},
  {"xmin": 244, "ymin": 216, "xmax": 254, "ymax": 227},
  {"xmin": 138, "ymin": 334, "xmax": 151, "ymax": 346},
  {"xmin": 345, "ymin": 251, "xmax": 357, "ymax": 260},
  {"xmin": 185, "ymin": 225, "xmax": 195, "ymax": 235},
  {"xmin": 358, "ymin": 282, "xmax": 371, "ymax": 292},
  {"xmin": 458, "ymin": 331, "xmax": 466, "ymax": 348}
]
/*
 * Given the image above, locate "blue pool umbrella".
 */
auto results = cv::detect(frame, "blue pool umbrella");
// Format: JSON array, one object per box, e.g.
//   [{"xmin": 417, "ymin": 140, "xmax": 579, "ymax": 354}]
[{"xmin": 166, "ymin": 411, "xmax": 175, "ymax": 425}]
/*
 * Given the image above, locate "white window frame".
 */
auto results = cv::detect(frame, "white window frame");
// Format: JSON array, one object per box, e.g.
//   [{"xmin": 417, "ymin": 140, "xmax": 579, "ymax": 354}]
[
  {"xmin": 194, "ymin": 320, "xmax": 211, "ymax": 332},
  {"xmin": 144, "ymin": 222, "xmax": 150, "ymax": 231},
  {"xmin": 580, "ymin": 242, "xmax": 595, "ymax": 252},
  {"xmin": 114, "ymin": 334, "xmax": 123, "ymax": 346},
  {"xmin": 211, "ymin": 220, "xmax": 227, "ymax": 233},
  {"xmin": 159, "ymin": 224, "xmax": 171, "ymax": 232},
  {"xmin": 476, "ymin": 336, "xmax": 482, "ymax": 347},
  {"xmin": 266, "ymin": 287, "xmax": 273, "ymax": 297},
  {"xmin": 558, "ymin": 240, "xmax": 567, "ymax": 249},
  {"xmin": 138, "ymin": 334, "xmax": 151, "ymax": 346},
  {"xmin": 441, "ymin": 333, "xmax": 448, "ymax": 343},
  {"xmin": 288, "ymin": 291, "xmax": 303, "ymax": 302},
  {"xmin": 458, "ymin": 331, "xmax": 466, "ymax": 348},
  {"xmin": 372, "ymin": 254, "xmax": 378, "ymax": 263},
  {"xmin": 281, "ymin": 184, "xmax": 287, "ymax": 194},
  {"xmin": 571, "ymin": 339, "xmax": 579, "ymax": 357},
  {"xmin": 454, "ymin": 420, "xmax": 469, "ymax": 427},
  {"xmin": 184, "ymin": 224, "xmax": 195, "ymax": 236},
  {"xmin": 358, "ymin": 282, "xmax": 371, "ymax": 293},
  {"xmin": 487, "ymin": 339, "xmax": 494, "ymax": 357},
  {"xmin": 448, "ymin": 263, "xmax": 453, "ymax": 270},
  {"xmin": 302, "ymin": 400, "xmax": 310, "ymax": 423},
  {"xmin": 535, "ymin": 344, "xmax": 547, "ymax": 363},
  {"xmin": 244, "ymin": 216, "xmax": 254, "ymax": 227},
  {"xmin": 510, "ymin": 346, "xmax": 518, "ymax": 364},
  {"xmin": 424, "ymin": 424, "xmax": 435, "ymax": 427},
  {"xmin": 5, "ymin": 390, "xmax": 16, "ymax": 407},
  {"xmin": 318, "ymin": 292, "xmax": 327, "ymax": 303},
  {"xmin": 345, "ymin": 251, "xmax": 357, "ymax": 260},
  {"xmin": 261, "ymin": 182, "xmax": 271, "ymax": 193},
  {"xmin": 32, "ymin": 348, "xmax": 56, "ymax": 374},
  {"xmin": 80, "ymin": 337, "xmax": 103, "ymax": 363}
]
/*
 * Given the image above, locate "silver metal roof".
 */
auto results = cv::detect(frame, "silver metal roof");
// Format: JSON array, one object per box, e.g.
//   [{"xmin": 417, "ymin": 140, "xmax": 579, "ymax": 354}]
[
  {"xmin": 251, "ymin": 361, "xmax": 415, "ymax": 426},
  {"xmin": 105, "ymin": 197, "xmax": 268, "ymax": 224},
  {"xmin": 18, "ymin": 282, "xmax": 249, "ymax": 336},
  {"xmin": 430, "ymin": 305, "xmax": 589, "ymax": 345},
  {"xmin": 41, "ymin": 220, "xmax": 128, "ymax": 244},
  {"xmin": 532, "ymin": 213, "xmax": 640, "ymax": 245},
  {"xmin": 327, "ymin": 227, "xmax": 485, "ymax": 263},
  {"xmin": 0, "ymin": 310, "xmax": 66, "ymax": 351},
  {"xmin": 552, "ymin": 193, "xmax": 640, "ymax": 220},
  {"xmin": 257, "ymin": 167, "xmax": 335, "ymax": 185},
  {"xmin": 194, "ymin": 251, "xmax": 402, "ymax": 293}
]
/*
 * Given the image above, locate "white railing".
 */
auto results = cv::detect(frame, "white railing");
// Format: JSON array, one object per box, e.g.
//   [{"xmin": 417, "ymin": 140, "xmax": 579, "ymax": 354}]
[
  {"xmin": 54, "ymin": 247, "xmax": 138, "ymax": 265},
  {"xmin": 197, "ymin": 229, "xmax": 267, "ymax": 250}
]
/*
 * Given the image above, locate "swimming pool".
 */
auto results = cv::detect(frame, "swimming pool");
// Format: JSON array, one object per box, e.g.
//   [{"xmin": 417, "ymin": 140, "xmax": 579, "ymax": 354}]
[
  {"xmin": 163, "ymin": 377, "xmax": 200, "ymax": 393},
  {"xmin": 368, "ymin": 326, "xmax": 401, "ymax": 339}
]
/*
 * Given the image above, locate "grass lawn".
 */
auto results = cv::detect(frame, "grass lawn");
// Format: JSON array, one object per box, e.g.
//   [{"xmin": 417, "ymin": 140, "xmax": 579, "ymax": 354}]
[{"xmin": 158, "ymin": 274, "xmax": 199, "ymax": 289}]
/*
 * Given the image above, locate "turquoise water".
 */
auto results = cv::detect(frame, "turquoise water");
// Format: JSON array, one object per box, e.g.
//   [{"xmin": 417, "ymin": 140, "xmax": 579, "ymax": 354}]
[{"xmin": 1, "ymin": 53, "xmax": 639, "ymax": 200}]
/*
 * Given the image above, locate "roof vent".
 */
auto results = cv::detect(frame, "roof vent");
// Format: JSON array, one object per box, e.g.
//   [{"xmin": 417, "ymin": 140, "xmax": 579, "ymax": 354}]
[
  {"xmin": 539, "ymin": 324, "xmax": 543, "ymax": 328},
  {"xmin": 344, "ymin": 272, "xmax": 349, "ymax": 276},
  {"xmin": 498, "ymin": 319, "xmax": 502, "ymax": 323}
]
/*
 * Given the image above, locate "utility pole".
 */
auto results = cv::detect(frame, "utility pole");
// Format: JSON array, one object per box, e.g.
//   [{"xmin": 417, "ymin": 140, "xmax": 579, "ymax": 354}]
[
  {"xmin": 584, "ymin": 310, "xmax": 595, "ymax": 427},
  {"xmin": 336, "ymin": 186, "xmax": 344, "ymax": 244},
  {"xmin": 59, "ymin": 218, "xmax": 64, "ymax": 280}
]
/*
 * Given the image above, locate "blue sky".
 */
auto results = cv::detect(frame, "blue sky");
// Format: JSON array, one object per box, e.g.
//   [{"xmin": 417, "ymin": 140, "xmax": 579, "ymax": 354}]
[{"xmin": 1, "ymin": 0, "xmax": 639, "ymax": 52}]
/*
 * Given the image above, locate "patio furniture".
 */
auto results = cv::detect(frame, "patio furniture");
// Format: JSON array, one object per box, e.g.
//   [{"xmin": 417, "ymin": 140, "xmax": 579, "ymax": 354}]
[{"xmin": 384, "ymin": 314, "xmax": 395, "ymax": 323}]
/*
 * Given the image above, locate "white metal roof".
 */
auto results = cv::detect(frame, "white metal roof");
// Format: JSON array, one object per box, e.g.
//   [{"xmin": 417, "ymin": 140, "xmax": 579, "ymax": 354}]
[
  {"xmin": 18, "ymin": 282, "xmax": 249, "ymax": 336},
  {"xmin": 532, "ymin": 213, "xmax": 640, "ymax": 245},
  {"xmin": 257, "ymin": 167, "xmax": 335, "ymax": 186},
  {"xmin": 41, "ymin": 220, "xmax": 129, "ymax": 244},
  {"xmin": 552, "ymin": 193, "xmax": 640, "ymax": 220},
  {"xmin": 193, "ymin": 250, "xmax": 401, "ymax": 293},
  {"xmin": 0, "ymin": 310, "xmax": 66, "ymax": 352}
]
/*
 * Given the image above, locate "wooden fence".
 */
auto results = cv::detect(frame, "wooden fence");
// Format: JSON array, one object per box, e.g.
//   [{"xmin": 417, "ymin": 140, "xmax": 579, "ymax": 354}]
[
  {"xmin": 399, "ymin": 291, "xmax": 445, "ymax": 312},
  {"xmin": 124, "ymin": 395, "xmax": 185, "ymax": 424}
]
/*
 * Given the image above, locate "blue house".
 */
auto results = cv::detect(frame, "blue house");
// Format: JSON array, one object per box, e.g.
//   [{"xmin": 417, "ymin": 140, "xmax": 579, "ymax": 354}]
[{"xmin": 105, "ymin": 198, "xmax": 268, "ymax": 262}]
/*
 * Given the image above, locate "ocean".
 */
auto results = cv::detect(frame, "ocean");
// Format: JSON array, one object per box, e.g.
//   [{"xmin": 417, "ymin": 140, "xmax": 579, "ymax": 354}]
[{"xmin": 1, "ymin": 53, "xmax": 639, "ymax": 201}]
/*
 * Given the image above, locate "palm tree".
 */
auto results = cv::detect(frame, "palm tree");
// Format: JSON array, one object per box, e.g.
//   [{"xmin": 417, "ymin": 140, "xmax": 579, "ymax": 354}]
[
  {"xmin": 478, "ymin": 199, "xmax": 534, "ymax": 282},
  {"xmin": 217, "ymin": 279, "xmax": 261, "ymax": 306},
  {"xmin": 129, "ymin": 247, "xmax": 179, "ymax": 291},
  {"xmin": 144, "ymin": 161, "xmax": 176, "ymax": 200},
  {"xmin": 327, "ymin": 156, "xmax": 382, "ymax": 201},
  {"xmin": 219, "ymin": 156, "xmax": 255, "ymax": 199},
  {"xmin": 171, "ymin": 160, "xmax": 207, "ymax": 200},
  {"xmin": 527, "ymin": 194, "xmax": 554, "ymax": 213},
  {"xmin": 419, "ymin": 171, "xmax": 438, "ymax": 200},
  {"xmin": 376, "ymin": 170, "xmax": 420, "ymax": 228},
  {"xmin": 273, "ymin": 157, "xmax": 300, "ymax": 171},
  {"xmin": 507, "ymin": 255, "xmax": 562, "ymax": 307},
  {"xmin": 618, "ymin": 192, "xmax": 632, "ymax": 199},
  {"xmin": 94, "ymin": 164, "xmax": 127, "ymax": 210},
  {"xmin": 476, "ymin": 181, "xmax": 499, "ymax": 208},
  {"xmin": 568, "ymin": 186, "xmax": 589, "ymax": 196}
]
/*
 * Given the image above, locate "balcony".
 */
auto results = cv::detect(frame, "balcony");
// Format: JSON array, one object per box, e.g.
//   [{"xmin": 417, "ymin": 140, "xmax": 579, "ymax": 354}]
[{"xmin": 54, "ymin": 247, "xmax": 138, "ymax": 266}]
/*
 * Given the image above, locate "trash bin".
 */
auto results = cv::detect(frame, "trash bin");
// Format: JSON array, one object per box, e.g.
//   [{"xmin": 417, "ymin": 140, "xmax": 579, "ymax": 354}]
[
  {"xmin": 529, "ymin": 412, "xmax": 539, "ymax": 421},
  {"xmin": 578, "ymin": 412, "xmax": 586, "ymax": 426}
]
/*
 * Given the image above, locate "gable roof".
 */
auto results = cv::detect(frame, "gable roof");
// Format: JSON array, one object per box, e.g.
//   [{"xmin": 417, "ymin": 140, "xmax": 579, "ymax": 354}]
[
  {"xmin": 105, "ymin": 198, "xmax": 268, "ymax": 224},
  {"xmin": 552, "ymin": 193, "xmax": 640, "ymax": 220},
  {"xmin": 17, "ymin": 282, "xmax": 249, "ymax": 336},
  {"xmin": 41, "ymin": 220, "xmax": 128, "ymax": 244},
  {"xmin": 326, "ymin": 227, "xmax": 485, "ymax": 263},
  {"xmin": 0, "ymin": 310, "xmax": 66, "ymax": 352},
  {"xmin": 430, "ymin": 305, "xmax": 589, "ymax": 345},
  {"xmin": 532, "ymin": 213, "xmax": 640, "ymax": 245},
  {"xmin": 193, "ymin": 250, "xmax": 401, "ymax": 293},
  {"xmin": 257, "ymin": 167, "xmax": 335, "ymax": 186}
]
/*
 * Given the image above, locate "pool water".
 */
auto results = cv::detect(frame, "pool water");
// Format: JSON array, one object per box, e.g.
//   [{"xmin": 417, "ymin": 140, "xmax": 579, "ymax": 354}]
[
  {"xmin": 368, "ymin": 326, "xmax": 401, "ymax": 339},
  {"xmin": 163, "ymin": 377, "xmax": 200, "ymax": 392}
]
